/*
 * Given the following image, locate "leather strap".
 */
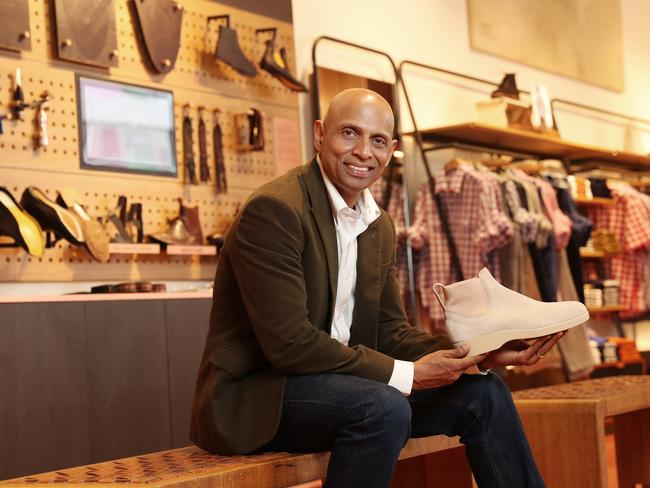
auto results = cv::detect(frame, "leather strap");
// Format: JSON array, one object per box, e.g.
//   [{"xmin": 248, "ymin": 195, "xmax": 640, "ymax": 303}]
[
  {"xmin": 198, "ymin": 112, "xmax": 209, "ymax": 182},
  {"xmin": 183, "ymin": 114, "xmax": 198, "ymax": 185},
  {"xmin": 213, "ymin": 116, "xmax": 227, "ymax": 193}
]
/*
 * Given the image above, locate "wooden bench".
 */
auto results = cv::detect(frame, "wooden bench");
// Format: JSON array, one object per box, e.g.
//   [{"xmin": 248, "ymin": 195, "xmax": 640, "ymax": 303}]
[
  {"xmin": 0, "ymin": 435, "xmax": 471, "ymax": 488},
  {"xmin": 512, "ymin": 375, "xmax": 650, "ymax": 488}
]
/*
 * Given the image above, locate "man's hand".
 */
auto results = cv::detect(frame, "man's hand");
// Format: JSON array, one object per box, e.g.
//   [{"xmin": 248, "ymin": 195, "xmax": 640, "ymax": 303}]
[
  {"xmin": 480, "ymin": 332, "xmax": 564, "ymax": 369},
  {"xmin": 412, "ymin": 346, "xmax": 486, "ymax": 390}
]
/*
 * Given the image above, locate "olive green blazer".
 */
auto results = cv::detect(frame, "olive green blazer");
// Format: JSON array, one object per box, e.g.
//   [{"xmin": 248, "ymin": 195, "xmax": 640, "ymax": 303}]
[{"xmin": 190, "ymin": 158, "xmax": 451, "ymax": 455}]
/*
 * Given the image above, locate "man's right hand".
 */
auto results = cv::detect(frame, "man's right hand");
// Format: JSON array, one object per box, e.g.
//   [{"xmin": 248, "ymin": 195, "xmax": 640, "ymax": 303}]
[{"xmin": 412, "ymin": 346, "xmax": 485, "ymax": 390}]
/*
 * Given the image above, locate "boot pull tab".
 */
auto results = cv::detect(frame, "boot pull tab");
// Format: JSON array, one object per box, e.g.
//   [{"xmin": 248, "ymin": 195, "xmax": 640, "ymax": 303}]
[{"xmin": 432, "ymin": 283, "xmax": 447, "ymax": 310}]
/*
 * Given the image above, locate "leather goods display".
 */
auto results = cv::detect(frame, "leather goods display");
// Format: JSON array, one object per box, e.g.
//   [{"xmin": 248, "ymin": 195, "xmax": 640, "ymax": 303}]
[
  {"xmin": 183, "ymin": 106, "xmax": 198, "ymax": 185},
  {"xmin": 209, "ymin": 15, "xmax": 257, "ymax": 77},
  {"xmin": 0, "ymin": 186, "xmax": 45, "ymax": 257},
  {"xmin": 132, "ymin": 0, "xmax": 183, "ymax": 74},
  {"xmin": 126, "ymin": 203, "xmax": 144, "ymax": 243},
  {"xmin": 198, "ymin": 108, "xmax": 210, "ymax": 183},
  {"xmin": 52, "ymin": 0, "xmax": 119, "ymax": 68},
  {"xmin": 149, "ymin": 199, "xmax": 203, "ymax": 246},
  {"xmin": 257, "ymin": 28, "xmax": 307, "ymax": 92},
  {"xmin": 235, "ymin": 108, "xmax": 264, "ymax": 152},
  {"xmin": 433, "ymin": 267, "xmax": 589, "ymax": 356},
  {"xmin": 0, "ymin": 0, "xmax": 31, "ymax": 52},
  {"xmin": 103, "ymin": 197, "xmax": 144, "ymax": 243},
  {"xmin": 56, "ymin": 187, "xmax": 110, "ymax": 262},
  {"xmin": 20, "ymin": 186, "xmax": 83, "ymax": 248},
  {"xmin": 212, "ymin": 109, "xmax": 227, "ymax": 193}
]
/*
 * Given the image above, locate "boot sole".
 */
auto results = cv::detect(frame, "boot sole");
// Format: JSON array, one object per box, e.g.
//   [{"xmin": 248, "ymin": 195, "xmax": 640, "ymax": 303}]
[
  {"xmin": 28, "ymin": 188, "xmax": 84, "ymax": 245},
  {"xmin": 455, "ymin": 311, "xmax": 590, "ymax": 357},
  {"xmin": 0, "ymin": 191, "xmax": 45, "ymax": 257}
]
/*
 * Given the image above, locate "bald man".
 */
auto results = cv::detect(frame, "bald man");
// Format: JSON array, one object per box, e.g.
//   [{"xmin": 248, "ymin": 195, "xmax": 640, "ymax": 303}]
[{"xmin": 191, "ymin": 89, "xmax": 549, "ymax": 487}]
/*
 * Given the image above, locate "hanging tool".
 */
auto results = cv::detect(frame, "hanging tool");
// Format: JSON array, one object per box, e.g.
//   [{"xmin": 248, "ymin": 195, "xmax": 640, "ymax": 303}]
[
  {"xmin": 198, "ymin": 107, "xmax": 209, "ymax": 182},
  {"xmin": 34, "ymin": 91, "xmax": 51, "ymax": 148},
  {"xmin": 182, "ymin": 103, "xmax": 198, "ymax": 185},
  {"xmin": 11, "ymin": 68, "xmax": 26, "ymax": 121},
  {"xmin": 213, "ymin": 109, "xmax": 227, "ymax": 193}
]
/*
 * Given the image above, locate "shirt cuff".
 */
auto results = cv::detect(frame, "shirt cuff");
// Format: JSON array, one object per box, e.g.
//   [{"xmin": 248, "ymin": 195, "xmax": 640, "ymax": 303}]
[{"xmin": 388, "ymin": 359, "xmax": 414, "ymax": 396}]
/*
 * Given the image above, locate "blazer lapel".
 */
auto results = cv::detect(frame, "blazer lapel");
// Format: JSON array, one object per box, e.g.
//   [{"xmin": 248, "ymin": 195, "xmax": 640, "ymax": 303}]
[
  {"xmin": 300, "ymin": 158, "xmax": 338, "ymax": 328},
  {"xmin": 349, "ymin": 220, "xmax": 381, "ymax": 348}
]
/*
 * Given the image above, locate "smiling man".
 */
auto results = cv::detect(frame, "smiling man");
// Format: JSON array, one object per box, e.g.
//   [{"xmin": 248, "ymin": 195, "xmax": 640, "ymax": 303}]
[{"xmin": 191, "ymin": 89, "xmax": 553, "ymax": 487}]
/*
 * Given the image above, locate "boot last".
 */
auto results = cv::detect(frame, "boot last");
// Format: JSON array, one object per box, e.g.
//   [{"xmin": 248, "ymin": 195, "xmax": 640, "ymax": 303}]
[
  {"xmin": 0, "ymin": 186, "xmax": 45, "ymax": 257},
  {"xmin": 433, "ymin": 268, "xmax": 589, "ymax": 356},
  {"xmin": 56, "ymin": 187, "xmax": 110, "ymax": 263},
  {"xmin": 215, "ymin": 25, "xmax": 257, "ymax": 77},
  {"xmin": 260, "ymin": 39, "xmax": 307, "ymax": 92}
]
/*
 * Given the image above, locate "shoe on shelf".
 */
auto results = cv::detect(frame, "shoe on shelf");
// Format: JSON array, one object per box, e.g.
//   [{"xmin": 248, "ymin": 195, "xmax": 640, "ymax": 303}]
[
  {"xmin": 56, "ymin": 187, "xmax": 110, "ymax": 263},
  {"xmin": 0, "ymin": 186, "xmax": 45, "ymax": 257},
  {"xmin": 433, "ymin": 267, "xmax": 589, "ymax": 356},
  {"xmin": 259, "ymin": 39, "xmax": 307, "ymax": 92},
  {"xmin": 126, "ymin": 202, "xmax": 144, "ymax": 243},
  {"xmin": 149, "ymin": 199, "xmax": 203, "ymax": 246},
  {"xmin": 215, "ymin": 24, "xmax": 257, "ymax": 77},
  {"xmin": 102, "ymin": 195, "xmax": 131, "ymax": 243},
  {"xmin": 21, "ymin": 186, "xmax": 84, "ymax": 247}
]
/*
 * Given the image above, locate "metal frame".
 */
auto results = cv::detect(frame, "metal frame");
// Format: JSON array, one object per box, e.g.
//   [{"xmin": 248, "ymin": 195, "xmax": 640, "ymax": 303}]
[{"xmin": 310, "ymin": 36, "xmax": 421, "ymax": 325}]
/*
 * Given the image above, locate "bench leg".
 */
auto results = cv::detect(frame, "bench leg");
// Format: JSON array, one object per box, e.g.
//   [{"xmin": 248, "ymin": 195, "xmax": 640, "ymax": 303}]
[
  {"xmin": 390, "ymin": 446, "xmax": 472, "ymax": 488},
  {"xmin": 516, "ymin": 400, "xmax": 608, "ymax": 488},
  {"xmin": 613, "ymin": 408, "xmax": 650, "ymax": 488}
]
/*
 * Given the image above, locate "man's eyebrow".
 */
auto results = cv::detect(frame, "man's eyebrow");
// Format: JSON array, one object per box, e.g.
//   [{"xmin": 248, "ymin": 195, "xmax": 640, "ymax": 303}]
[{"xmin": 339, "ymin": 123, "xmax": 391, "ymax": 139}]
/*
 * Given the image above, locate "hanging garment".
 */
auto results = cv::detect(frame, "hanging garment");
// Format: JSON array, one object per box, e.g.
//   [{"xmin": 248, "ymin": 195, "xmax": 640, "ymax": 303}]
[{"xmin": 588, "ymin": 182, "xmax": 650, "ymax": 318}]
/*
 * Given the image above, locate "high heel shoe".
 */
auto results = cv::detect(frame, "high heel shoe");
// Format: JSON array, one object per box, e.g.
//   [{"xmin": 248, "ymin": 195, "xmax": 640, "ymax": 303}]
[
  {"xmin": 56, "ymin": 187, "xmax": 110, "ymax": 262},
  {"xmin": 21, "ymin": 186, "xmax": 84, "ymax": 247},
  {"xmin": 0, "ymin": 186, "xmax": 45, "ymax": 256}
]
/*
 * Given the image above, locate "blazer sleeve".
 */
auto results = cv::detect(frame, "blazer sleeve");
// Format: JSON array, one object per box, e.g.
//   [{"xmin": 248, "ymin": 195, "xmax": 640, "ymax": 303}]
[
  {"xmin": 376, "ymin": 218, "xmax": 454, "ymax": 360},
  {"xmin": 228, "ymin": 193, "xmax": 395, "ymax": 383}
]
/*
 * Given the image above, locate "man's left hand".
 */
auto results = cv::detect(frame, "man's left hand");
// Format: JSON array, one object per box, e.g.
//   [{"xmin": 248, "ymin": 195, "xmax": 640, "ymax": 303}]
[{"xmin": 479, "ymin": 332, "xmax": 564, "ymax": 369}]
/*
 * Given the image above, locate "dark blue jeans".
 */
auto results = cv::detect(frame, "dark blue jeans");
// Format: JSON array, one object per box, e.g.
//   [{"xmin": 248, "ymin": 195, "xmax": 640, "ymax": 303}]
[{"xmin": 260, "ymin": 373, "xmax": 544, "ymax": 488}]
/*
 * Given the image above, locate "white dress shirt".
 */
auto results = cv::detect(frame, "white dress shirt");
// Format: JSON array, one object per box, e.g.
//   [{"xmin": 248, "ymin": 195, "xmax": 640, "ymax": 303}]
[{"xmin": 317, "ymin": 159, "xmax": 414, "ymax": 395}]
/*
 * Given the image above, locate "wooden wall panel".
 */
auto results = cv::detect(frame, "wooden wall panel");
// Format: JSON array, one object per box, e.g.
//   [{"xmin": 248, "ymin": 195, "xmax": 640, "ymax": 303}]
[
  {"xmin": 84, "ymin": 300, "xmax": 172, "ymax": 463},
  {"xmin": 1, "ymin": 302, "xmax": 90, "ymax": 479},
  {"xmin": 0, "ymin": 0, "xmax": 302, "ymax": 283},
  {"xmin": 165, "ymin": 298, "xmax": 212, "ymax": 447}
]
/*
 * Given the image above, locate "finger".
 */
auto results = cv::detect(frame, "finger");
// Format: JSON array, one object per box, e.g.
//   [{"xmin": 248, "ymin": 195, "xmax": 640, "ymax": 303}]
[
  {"xmin": 536, "ymin": 332, "xmax": 563, "ymax": 356},
  {"xmin": 449, "ymin": 354, "xmax": 485, "ymax": 370},
  {"xmin": 445, "ymin": 345, "xmax": 470, "ymax": 358}
]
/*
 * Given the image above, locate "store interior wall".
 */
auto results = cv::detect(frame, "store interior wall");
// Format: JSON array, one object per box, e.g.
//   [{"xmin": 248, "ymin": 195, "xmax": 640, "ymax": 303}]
[{"xmin": 291, "ymin": 0, "xmax": 650, "ymax": 348}]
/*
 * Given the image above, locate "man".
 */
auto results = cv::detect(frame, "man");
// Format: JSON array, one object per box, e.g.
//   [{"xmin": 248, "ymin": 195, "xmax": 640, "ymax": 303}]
[{"xmin": 191, "ymin": 89, "xmax": 560, "ymax": 487}]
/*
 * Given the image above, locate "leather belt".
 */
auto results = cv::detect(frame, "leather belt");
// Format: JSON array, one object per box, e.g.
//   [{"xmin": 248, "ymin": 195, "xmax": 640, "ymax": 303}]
[
  {"xmin": 198, "ymin": 109, "xmax": 209, "ymax": 182},
  {"xmin": 213, "ymin": 109, "xmax": 227, "ymax": 193},
  {"xmin": 183, "ymin": 105, "xmax": 197, "ymax": 185}
]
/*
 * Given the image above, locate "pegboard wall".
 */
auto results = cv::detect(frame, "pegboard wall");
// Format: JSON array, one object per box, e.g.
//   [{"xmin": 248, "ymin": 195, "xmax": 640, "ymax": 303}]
[{"xmin": 0, "ymin": 0, "xmax": 302, "ymax": 283}]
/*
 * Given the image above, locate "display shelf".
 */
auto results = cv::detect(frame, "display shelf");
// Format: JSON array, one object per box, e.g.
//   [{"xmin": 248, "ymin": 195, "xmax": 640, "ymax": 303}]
[
  {"xmin": 408, "ymin": 123, "xmax": 650, "ymax": 170},
  {"xmin": 580, "ymin": 248, "xmax": 606, "ymax": 259},
  {"xmin": 574, "ymin": 197, "xmax": 616, "ymax": 206},
  {"xmin": 588, "ymin": 305, "xmax": 627, "ymax": 314},
  {"xmin": 593, "ymin": 358, "xmax": 644, "ymax": 370},
  {"xmin": 108, "ymin": 243, "xmax": 161, "ymax": 254}
]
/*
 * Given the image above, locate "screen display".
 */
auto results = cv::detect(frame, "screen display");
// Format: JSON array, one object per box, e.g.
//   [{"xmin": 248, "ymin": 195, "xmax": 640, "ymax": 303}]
[{"xmin": 77, "ymin": 76, "xmax": 177, "ymax": 177}]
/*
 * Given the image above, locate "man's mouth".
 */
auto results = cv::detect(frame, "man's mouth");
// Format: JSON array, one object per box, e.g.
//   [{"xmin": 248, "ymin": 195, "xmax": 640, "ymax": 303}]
[{"xmin": 344, "ymin": 163, "xmax": 373, "ymax": 177}]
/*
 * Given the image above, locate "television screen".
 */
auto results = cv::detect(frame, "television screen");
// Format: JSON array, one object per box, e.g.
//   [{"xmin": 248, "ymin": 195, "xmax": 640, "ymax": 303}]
[{"xmin": 77, "ymin": 76, "xmax": 177, "ymax": 177}]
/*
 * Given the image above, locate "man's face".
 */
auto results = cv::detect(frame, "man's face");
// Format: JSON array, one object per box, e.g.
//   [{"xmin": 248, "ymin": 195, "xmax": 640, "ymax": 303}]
[{"xmin": 313, "ymin": 96, "xmax": 397, "ymax": 206}]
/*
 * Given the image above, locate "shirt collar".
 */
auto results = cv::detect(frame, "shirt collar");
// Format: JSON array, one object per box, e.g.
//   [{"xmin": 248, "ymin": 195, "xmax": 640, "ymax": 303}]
[{"xmin": 316, "ymin": 155, "xmax": 381, "ymax": 226}]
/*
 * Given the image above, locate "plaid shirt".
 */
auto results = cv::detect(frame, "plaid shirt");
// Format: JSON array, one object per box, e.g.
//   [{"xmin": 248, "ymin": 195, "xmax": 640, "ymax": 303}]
[
  {"xmin": 407, "ymin": 164, "xmax": 514, "ymax": 328},
  {"xmin": 587, "ymin": 182, "xmax": 650, "ymax": 318}
]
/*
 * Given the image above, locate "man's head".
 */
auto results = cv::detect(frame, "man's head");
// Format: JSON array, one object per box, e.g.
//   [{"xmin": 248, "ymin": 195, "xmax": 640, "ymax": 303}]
[{"xmin": 313, "ymin": 88, "xmax": 398, "ymax": 207}]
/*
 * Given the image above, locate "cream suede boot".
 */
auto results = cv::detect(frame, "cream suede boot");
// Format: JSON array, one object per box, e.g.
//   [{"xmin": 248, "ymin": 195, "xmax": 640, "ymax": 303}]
[{"xmin": 433, "ymin": 268, "xmax": 589, "ymax": 356}]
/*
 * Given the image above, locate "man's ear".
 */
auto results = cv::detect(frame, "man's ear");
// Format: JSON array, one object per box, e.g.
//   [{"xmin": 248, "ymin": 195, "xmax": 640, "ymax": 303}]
[{"xmin": 313, "ymin": 120, "xmax": 324, "ymax": 151}]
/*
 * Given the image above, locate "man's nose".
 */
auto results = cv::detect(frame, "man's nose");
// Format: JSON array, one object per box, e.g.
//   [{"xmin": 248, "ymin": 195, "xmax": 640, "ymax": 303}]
[{"xmin": 352, "ymin": 136, "xmax": 372, "ymax": 160}]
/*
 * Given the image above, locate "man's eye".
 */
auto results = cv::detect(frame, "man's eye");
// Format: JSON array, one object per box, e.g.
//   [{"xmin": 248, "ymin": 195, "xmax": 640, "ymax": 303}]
[
  {"xmin": 341, "ymin": 129, "xmax": 355, "ymax": 137},
  {"xmin": 373, "ymin": 137, "xmax": 387, "ymax": 146}
]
